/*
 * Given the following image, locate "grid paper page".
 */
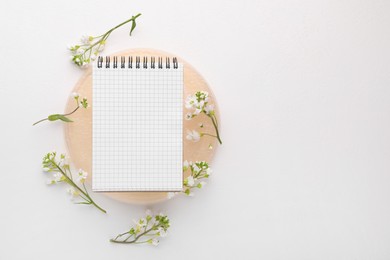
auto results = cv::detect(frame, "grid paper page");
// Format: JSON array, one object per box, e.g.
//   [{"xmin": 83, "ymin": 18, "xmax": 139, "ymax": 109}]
[{"xmin": 92, "ymin": 61, "xmax": 183, "ymax": 191}]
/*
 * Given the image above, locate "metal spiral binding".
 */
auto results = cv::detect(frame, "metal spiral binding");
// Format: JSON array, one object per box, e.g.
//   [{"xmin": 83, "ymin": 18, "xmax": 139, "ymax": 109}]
[{"xmin": 97, "ymin": 56, "xmax": 178, "ymax": 69}]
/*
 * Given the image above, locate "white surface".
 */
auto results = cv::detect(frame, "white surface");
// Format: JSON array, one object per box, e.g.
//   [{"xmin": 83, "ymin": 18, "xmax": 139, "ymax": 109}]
[
  {"xmin": 92, "ymin": 61, "xmax": 183, "ymax": 191},
  {"xmin": 1, "ymin": 0, "xmax": 390, "ymax": 259}
]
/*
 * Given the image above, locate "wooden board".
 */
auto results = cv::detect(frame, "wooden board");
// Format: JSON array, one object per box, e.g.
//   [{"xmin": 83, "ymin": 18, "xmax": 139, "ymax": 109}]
[{"xmin": 64, "ymin": 48, "xmax": 220, "ymax": 204}]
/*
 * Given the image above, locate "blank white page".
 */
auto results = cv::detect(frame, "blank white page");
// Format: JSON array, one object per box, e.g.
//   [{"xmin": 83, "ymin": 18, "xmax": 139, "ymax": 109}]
[{"xmin": 92, "ymin": 59, "xmax": 183, "ymax": 191}]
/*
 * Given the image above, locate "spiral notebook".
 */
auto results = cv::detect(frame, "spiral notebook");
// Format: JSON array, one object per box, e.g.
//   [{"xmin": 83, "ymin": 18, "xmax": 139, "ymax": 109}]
[{"xmin": 92, "ymin": 56, "xmax": 183, "ymax": 192}]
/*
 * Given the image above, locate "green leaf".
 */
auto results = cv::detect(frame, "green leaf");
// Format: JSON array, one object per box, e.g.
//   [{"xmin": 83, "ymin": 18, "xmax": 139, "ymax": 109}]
[
  {"xmin": 130, "ymin": 19, "xmax": 136, "ymax": 36},
  {"xmin": 75, "ymin": 202, "xmax": 92, "ymax": 205},
  {"xmin": 129, "ymin": 13, "xmax": 141, "ymax": 36},
  {"xmin": 47, "ymin": 114, "xmax": 61, "ymax": 121},
  {"xmin": 48, "ymin": 114, "xmax": 73, "ymax": 123},
  {"xmin": 58, "ymin": 115, "xmax": 73, "ymax": 122}
]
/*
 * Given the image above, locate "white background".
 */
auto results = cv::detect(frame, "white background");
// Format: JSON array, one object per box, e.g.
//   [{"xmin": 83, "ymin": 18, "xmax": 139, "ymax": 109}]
[{"xmin": 1, "ymin": 0, "xmax": 390, "ymax": 259}]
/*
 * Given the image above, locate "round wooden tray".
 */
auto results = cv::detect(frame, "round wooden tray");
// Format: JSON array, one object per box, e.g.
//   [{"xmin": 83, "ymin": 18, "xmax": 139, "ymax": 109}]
[{"xmin": 64, "ymin": 48, "xmax": 220, "ymax": 204}]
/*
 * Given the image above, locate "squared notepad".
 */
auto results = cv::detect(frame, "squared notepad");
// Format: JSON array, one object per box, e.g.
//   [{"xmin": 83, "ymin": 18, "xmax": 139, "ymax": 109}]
[{"xmin": 92, "ymin": 57, "xmax": 183, "ymax": 192}]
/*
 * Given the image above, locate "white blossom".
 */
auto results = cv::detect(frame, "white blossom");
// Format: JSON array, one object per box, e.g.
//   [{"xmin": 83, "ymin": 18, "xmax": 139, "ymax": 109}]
[
  {"xmin": 200, "ymin": 91, "xmax": 209, "ymax": 102},
  {"xmin": 77, "ymin": 169, "xmax": 88, "ymax": 183},
  {"xmin": 80, "ymin": 35, "xmax": 93, "ymax": 45},
  {"xmin": 185, "ymin": 113, "xmax": 192, "ymax": 120},
  {"xmin": 67, "ymin": 187, "xmax": 79, "ymax": 198},
  {"xmin": 185, "ymin": 91, "xmax": 213, "ymax": 116},
  {"xmin": 53, "ymin": 172, "xmax": 64, "ymax": 182},
  {"xmin": 137, "ymin": 218, "xmax": 147, "ymax": 228},
  {"xmin": 167, "ymin": 192, "xmax": 176, "ymax": 199},
  {"xmin": 46, "ymin": 172, "xmax": 64, "ymax": 184},
  {"xmin": 97, "ymin": 44, "xmax": 105, "ymax": 52},
  {"xmin": 186, "ymin": 176, "xmax": 195, "ymax": 187},
  {"xmin": 185, "ymin": 95, "xmax": 197, "ymax": 109},
  {"xmin": 90, "ymin": 53, "xmax": 97, "ymax": 61},
  {"xmin": 186, "ymin": 130, "xmax": 200, "ymax": 142},
  {"xmin": 183, "ymin": 160, "xmax": 190, "ymax": 171},
  {"xmin": 76, "ymin": 47, "xmax": 85, "ymax": 55},
  {"xmin": 58, "ymin": 155, "xmax": 67, "ymax": 167},
  {"xmin": 192, "ymin": 164, "xmax": 201, "ymax": 174},
  {"xmin": 46, "ymin": 179, "xmax": 56, "ymax": 185},
  {"xmin": 158, "ymin": 227, "xmax": 168, "ymax": 237},
  {"xmin": 204, "ymin": 104, "xmax": 215, "ymax": 115},
  {"xmin": 151, "ymin": 238, "xmax": 159, "ymax": 246},
  {"xmin": 193, "ymin": 108, "xmax": 202, "ymax": 115}
]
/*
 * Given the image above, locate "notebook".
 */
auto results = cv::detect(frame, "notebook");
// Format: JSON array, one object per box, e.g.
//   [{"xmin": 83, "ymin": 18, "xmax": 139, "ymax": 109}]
[{"xmin": 92, "ymin": 56, "xmax": 183, "ymax": 192}]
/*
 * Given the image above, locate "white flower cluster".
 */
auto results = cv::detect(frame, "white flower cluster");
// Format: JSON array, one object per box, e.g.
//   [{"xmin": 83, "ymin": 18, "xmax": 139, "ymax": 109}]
[
  {"xmin": 41, "ymin": 151, "xmax": 106, "ymax": 212},
  {"xmin": 68, "ymin": 15, "xmax": 140, "ymax": 68},
  {"xmin": 111, "ymin": 210, "xmax": 170, "ymax": 246},
  {"xmin": 168, "ymin": 160, "xmax": 212, "ymax": 198},
  {"xmin": 42, "ymin": 151, "xmax": 88, "ymax": 199},
  {"xmin": 185, "ymin": 91, "xmax": 214, "ymax": 118},
  {"xmin": 72, "ymin": 92, "xmax": 89, "ymax": 109},
  {"xmin": 42, "ymin": 151, "xmax": 65, "ymax": 178},
  {"xmin": 185, "ymin": 91, "xmax": 221, "ymax": 144},
  {"xmin": 68, "ymin": 35, "xmax": 104, "ymax": 68}
]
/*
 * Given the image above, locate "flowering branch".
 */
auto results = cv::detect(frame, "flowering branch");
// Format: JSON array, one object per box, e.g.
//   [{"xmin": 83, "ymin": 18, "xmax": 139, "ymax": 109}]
[
  {"xmin": 69, "ymin": 13, "xmax": 141, "ymax": 67},
  {"xmin": 33, "ymin": 93, "xmax": 88, "ymax": 126},
  {"xmin": 168, "ymin": 160, "xmax": 212, "ymax": 198},
  {"xmin": 185, "ymin": 91, "xmax": 222, "ymax": 144},
  {"xmin": 42, "ymin": 151, "xmax": 106, "ymax": 213},
  {"xmin": 110, "ymin": 210, "xmax": 169, "ymax": 246}
]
